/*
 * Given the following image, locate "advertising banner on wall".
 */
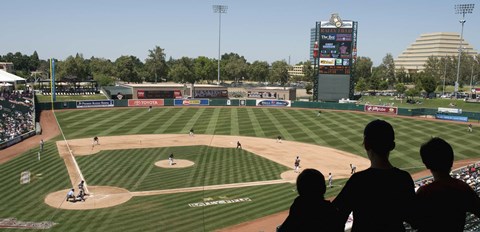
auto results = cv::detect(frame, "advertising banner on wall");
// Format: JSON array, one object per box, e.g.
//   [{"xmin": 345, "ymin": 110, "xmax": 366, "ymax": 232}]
[
  {"xmin": 76, "ymin": 100, "xmax": 114, "ymax": 108},
  {"xmin": 435, "ymin": 114, "xmax": 468, "ymax": 122},
  {"xmin": 174, "ymin": 99, "xmax": 209, "ymax": 106},
  {"xmin": 128, "ymin": 99, "xmax": 164, "ymax": 107},
  {"xmin": 438, "ymin": 107, "xmax": 462, "ymax": 114},
  {"xmin": 138, "ymin": 90, "xmax": 182, "ymax": 99},
  {"xmin": 364, "ymin": 105, "xmax": 398, "ymax": 114},
  {"xmin": 256, "ymin": 99, "xmax": 291, "ymax": 107}
]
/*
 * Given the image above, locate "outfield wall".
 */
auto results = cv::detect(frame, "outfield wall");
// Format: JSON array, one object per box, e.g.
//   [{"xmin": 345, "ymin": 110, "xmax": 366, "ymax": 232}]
[{"xmin": 34, "ymin": 98, "xmax": 480, "ymax": 121}]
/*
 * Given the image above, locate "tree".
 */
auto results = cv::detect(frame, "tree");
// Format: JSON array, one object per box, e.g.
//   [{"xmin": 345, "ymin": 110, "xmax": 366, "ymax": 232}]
[
  {"xmin": 269, "ymin": 60, "xmax": 289, "ymax": 86},
  {"xmin": 115, "ymin": 55, "xmax": 143, "ymax": 83},
  {"xmin": 168, "ymin": 57, "xmax": 197, "ymax": 84},
  {"xmin": 194, "ymin": 56, "xmax": 216, "ymax": 83},
  {"xmin": 396, "ymin": 67, "xmax": 408, "ymax": 83},
  {"xmin": 381, "ymin": 53, "xmax": 396, "ymax": 87},
  {"xmin": 248, "ymin": 61, "xmax": 269, "ymax": 82},
  {"xmin": 299, "ymin": 60, "xmax": 314, "ymax": 82},
  {"xmin": 355, "ymin": 77, "xmax": 368, "ymax": 93},
  {"xmin": 60, "ymin": 53, "xmax": 90, "ymax": 81},
  {"xmin": 89, "ymin": 57, "xmax": 114, "ymax": 77},
  {"xmin": 354, "ymin": 56, "xmax": 373, "ymax": 83},
  {"xmin": 419, "ymin": 72, "xmax": 437, "ymax": 98},
  {"xmin": 144, "ymin": 46, "xmax": 167, "ymax": 83},
  {"xmin": 30, "ymin": 51, "xmax": 40, "ymax": 71},
  {"xmin": 395, "ymin": 83, "xmax": 407, "ymax": 95},
  {"xmin": 223, "ymin": 55, "xmax": 248, "ymax": 82}
]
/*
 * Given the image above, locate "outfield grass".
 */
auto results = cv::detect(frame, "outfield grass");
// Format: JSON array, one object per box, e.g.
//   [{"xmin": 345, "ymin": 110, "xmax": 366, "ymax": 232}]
[
  {"xmin": 359, "ymin": 95, "xmax": 480, "ymax": 112},
  {"xmin": 1, "ymin": 107, "xmax": 479, "ymax": 231},
  {"xmin": 57, "ymin": 107, "xmax": 480, "ymax": 172}
]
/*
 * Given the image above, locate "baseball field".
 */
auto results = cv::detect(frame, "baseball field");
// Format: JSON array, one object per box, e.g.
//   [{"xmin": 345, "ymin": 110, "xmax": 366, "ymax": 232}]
[{"xmin": 0, "ymin": 106, "xmax": 479, "ymax": 231}]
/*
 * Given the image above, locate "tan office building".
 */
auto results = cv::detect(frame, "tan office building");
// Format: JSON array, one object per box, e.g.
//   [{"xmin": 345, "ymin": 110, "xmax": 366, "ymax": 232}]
[{"xmin": 395, "ymin": 32, "xmax": 477, "ymax": 73}]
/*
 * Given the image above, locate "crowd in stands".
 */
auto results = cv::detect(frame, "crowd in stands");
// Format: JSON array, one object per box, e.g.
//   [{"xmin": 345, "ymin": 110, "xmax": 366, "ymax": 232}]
[{"xmin": 0, "ymin": 89, "xmax": 35, "ymax": 144}]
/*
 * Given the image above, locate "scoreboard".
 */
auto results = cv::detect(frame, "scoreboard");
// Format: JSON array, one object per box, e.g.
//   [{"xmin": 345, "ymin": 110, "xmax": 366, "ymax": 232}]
[{"xmin": 318, "ymin": 21, "xmax": 358, "ymax": 75}]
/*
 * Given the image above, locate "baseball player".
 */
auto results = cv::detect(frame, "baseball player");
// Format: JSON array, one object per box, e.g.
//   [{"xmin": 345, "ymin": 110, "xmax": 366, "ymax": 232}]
[
  {"xmin": 468, "ymin": 124, "xmax": 473, "ymax": 133},
  {"xmin": 328, "ymin": 173, "xmax": 333, "ymax": 188},
  {"xmin": 236, "ymin": 141, "xmax": 242, "ymax": 149},
  {"xmin": 66, "ymin": 188, "xmax": 75, "ymax": 202},
  {"xmin": 40, "ymin": 139, "xmax": 44, "ymax": 152},
  {"xmin": 189, "ymin": 129, "xmax": 194, "ymax": 136},
  {"xmin": 294, "ymin": 156, "xmax": 301, "ymax": 173},
  {"xmin": 78, "ymin": 180, "xmax": 85, "ymax": 193},
  {"xmin": 169, "ymin": 153, "xmax": 174, "ymax": 165},
  {"xmin": 276, "ymin": 136, "xmax": 282, "ymax": 143},
  {"xmin": 350, "ymin": 163, "xmax": 356, "ymax": 174}
]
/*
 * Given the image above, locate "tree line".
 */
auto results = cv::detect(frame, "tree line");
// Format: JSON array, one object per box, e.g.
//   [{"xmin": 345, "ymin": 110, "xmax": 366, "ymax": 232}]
[
  {"xmin": 1, "ymin": 47, "xmax": 478, "ymax": 97},
  {"xmin": 354, "ymin": 53, "xmax": 480, "ymax": 97},
  {"xmin": 0, "ymin": 46, "xmax": 293, "ymax": 87}
]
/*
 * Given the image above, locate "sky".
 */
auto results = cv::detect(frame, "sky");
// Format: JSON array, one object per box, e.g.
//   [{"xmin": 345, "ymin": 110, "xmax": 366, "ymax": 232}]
[{"xmin": 1, "ymin": 0, "xmax": 478, "ymax": 66}]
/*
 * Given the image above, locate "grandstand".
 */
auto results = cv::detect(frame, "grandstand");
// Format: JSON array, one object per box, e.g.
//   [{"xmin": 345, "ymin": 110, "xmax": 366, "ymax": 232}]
[{"xmin": 0, "ymin": 89, "xmax": 36, "ymax": 149}]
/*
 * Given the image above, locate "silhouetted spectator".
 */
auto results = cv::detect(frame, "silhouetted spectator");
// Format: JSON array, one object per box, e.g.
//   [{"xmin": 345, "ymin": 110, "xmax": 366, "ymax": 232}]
[
  {"xmin": 415, "ymin": 137, "xmax": 480, "ymax": 232},
  {"xmin": 333, "ymin": 119, "xmax": 416, "ymax": 231},
  {"xmin": 279, "ymin": 169, "xmax": 343, "ymax": 232}
]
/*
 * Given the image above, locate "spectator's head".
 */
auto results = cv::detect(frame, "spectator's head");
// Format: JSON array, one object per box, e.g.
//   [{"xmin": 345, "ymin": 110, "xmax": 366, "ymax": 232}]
[
  {"xmin": 363, "ymin": 119, "xmax": 395, "ymax": 156},
  {"xmin": 296, "ymin": 169, "xmax": 326, "ymax": 198},
  {"xmin": 420, "ymin": 137, "xmax": 453, "ymax": 173}
]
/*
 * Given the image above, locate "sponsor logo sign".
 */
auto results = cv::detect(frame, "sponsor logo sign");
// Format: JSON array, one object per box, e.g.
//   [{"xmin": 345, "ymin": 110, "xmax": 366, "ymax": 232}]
[
  {"xmin": 256, "ymin": 100, "xmax": 291, "ymax": 107},
  {"xmin": 435, "ymin": 114, "xmax": 468, "ymax": 122},
  {"xmin": 128, "ymin": 99, "xmax": 164, "ymax": 107},
  {"xmin": 76, "ymin": 100, "xmax": 114, "ymax": 108},
  {"xmin": 320, "ymin": 58, "xmax": 335, "ymax": 66},
  {"xmin": 364, "ymin": 105, "xmax": 398, "ymax": 114},
  {"xmin": 174, "ymin": 99, "xmax": 209, "ymax": 106},
  {"xmin": 188, "ymin": 198, "xmax": 251, "ymax": 208},
  {"xmin": 438, "ymin": 107, "xmax": 462, "ymax": 114}
]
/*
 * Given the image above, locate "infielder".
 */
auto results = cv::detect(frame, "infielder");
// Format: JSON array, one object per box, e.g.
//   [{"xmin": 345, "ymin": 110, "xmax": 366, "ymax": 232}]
[{"xmin": 294, "ymin": 156, "xmax": 301, "ymax": 173}]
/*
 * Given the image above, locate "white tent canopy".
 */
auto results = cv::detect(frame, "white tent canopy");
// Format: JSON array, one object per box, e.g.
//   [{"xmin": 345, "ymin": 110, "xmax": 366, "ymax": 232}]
[{"xmin": 0, "ymin": 70, "xmax": 25, "ymax": 82}]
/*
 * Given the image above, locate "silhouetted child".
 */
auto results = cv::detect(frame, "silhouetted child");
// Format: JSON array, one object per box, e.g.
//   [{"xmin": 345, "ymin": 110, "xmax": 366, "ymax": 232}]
[
  {"xmin": 279, "ymin": 169, "xmax": 343, "ymax": 232},
  {"xmin": 333, "ymin": 119, "xmax": 416, "ymax": 231},
  {"xmin": 415, "ymin": 137, "xmax": 480, "ymax": 232}
]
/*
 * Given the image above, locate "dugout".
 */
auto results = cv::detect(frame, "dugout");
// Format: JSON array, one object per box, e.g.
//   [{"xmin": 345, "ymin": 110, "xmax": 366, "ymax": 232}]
[{"xmin": 245, "ymin": 87, "xmax": 296, "ymax": 101}]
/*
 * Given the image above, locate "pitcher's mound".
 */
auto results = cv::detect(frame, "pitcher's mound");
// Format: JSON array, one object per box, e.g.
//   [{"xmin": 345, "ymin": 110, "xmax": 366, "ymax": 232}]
[
  {"xmin": 155, "ymin": 159, "xmax": 194, "ymax": 168},
  {"xmin": 44, "ymin": 186, "xmax": 132, "ymax": 210}
]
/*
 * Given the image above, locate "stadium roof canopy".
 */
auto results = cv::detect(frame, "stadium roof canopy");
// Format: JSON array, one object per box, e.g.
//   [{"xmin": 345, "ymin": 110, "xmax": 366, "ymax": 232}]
[{"xmin": 0, "ymin": 70, "xmax": 25, "ymax": 82}]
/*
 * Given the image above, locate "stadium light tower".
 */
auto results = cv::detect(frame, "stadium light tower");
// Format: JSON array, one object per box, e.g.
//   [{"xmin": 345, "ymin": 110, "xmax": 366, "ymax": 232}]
[
  {"xmin": 213, "ymin": 4, "xmax": 228, "ymax": 85},
  {"xmin": 454, "ymin": 3, "xmax": 475, "ymax": 97}
]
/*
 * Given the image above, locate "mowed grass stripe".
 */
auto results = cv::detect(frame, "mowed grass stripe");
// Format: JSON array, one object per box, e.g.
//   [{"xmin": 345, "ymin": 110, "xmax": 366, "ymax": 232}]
[
  {"xmin": 182, "ymin": 108, "xmax": 206, "ymax": 134},
  {"xmin": 259, "ymin": 108, "xmax": 294, "ymax": 140},
  {"xmin": 245, "ymin": 108, "xmax": 265, "ymax": 137},
  {"xmin": 128, "ymin": 108, "xmax": 173, "ymax": 134},
  {"xmin": 276, "ymin": 109, "xmax": 324, "ymax": 143},
  {"xmin": 153, "ymin": 108, "xmax": 189, "ymax": 134},
  {"xmin": 100, "ymin": 107, "xmax": 153, "ymax": 135},
  {"xmin": 205, "ymin": 108, "xmax": 221, "ymax": 134},
  {"xmin": 230, "ymin": 108, "xmax": 240, "ymax": 135},
  {"xmin": 64, "ymin": 109, "xmax": 136, "ymax": 138}
]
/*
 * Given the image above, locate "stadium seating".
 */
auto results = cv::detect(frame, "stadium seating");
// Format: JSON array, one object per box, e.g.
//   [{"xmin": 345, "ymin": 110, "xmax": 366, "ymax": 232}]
[{"xmin": 0, "ymin": 90, "xmax": 35, "ymax": 146}]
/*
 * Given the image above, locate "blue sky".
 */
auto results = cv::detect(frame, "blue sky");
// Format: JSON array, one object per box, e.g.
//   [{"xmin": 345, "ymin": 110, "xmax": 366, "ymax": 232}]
[{"xmin": 1, "ymin": 0, "xmax": 478, "ymax": 66}]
